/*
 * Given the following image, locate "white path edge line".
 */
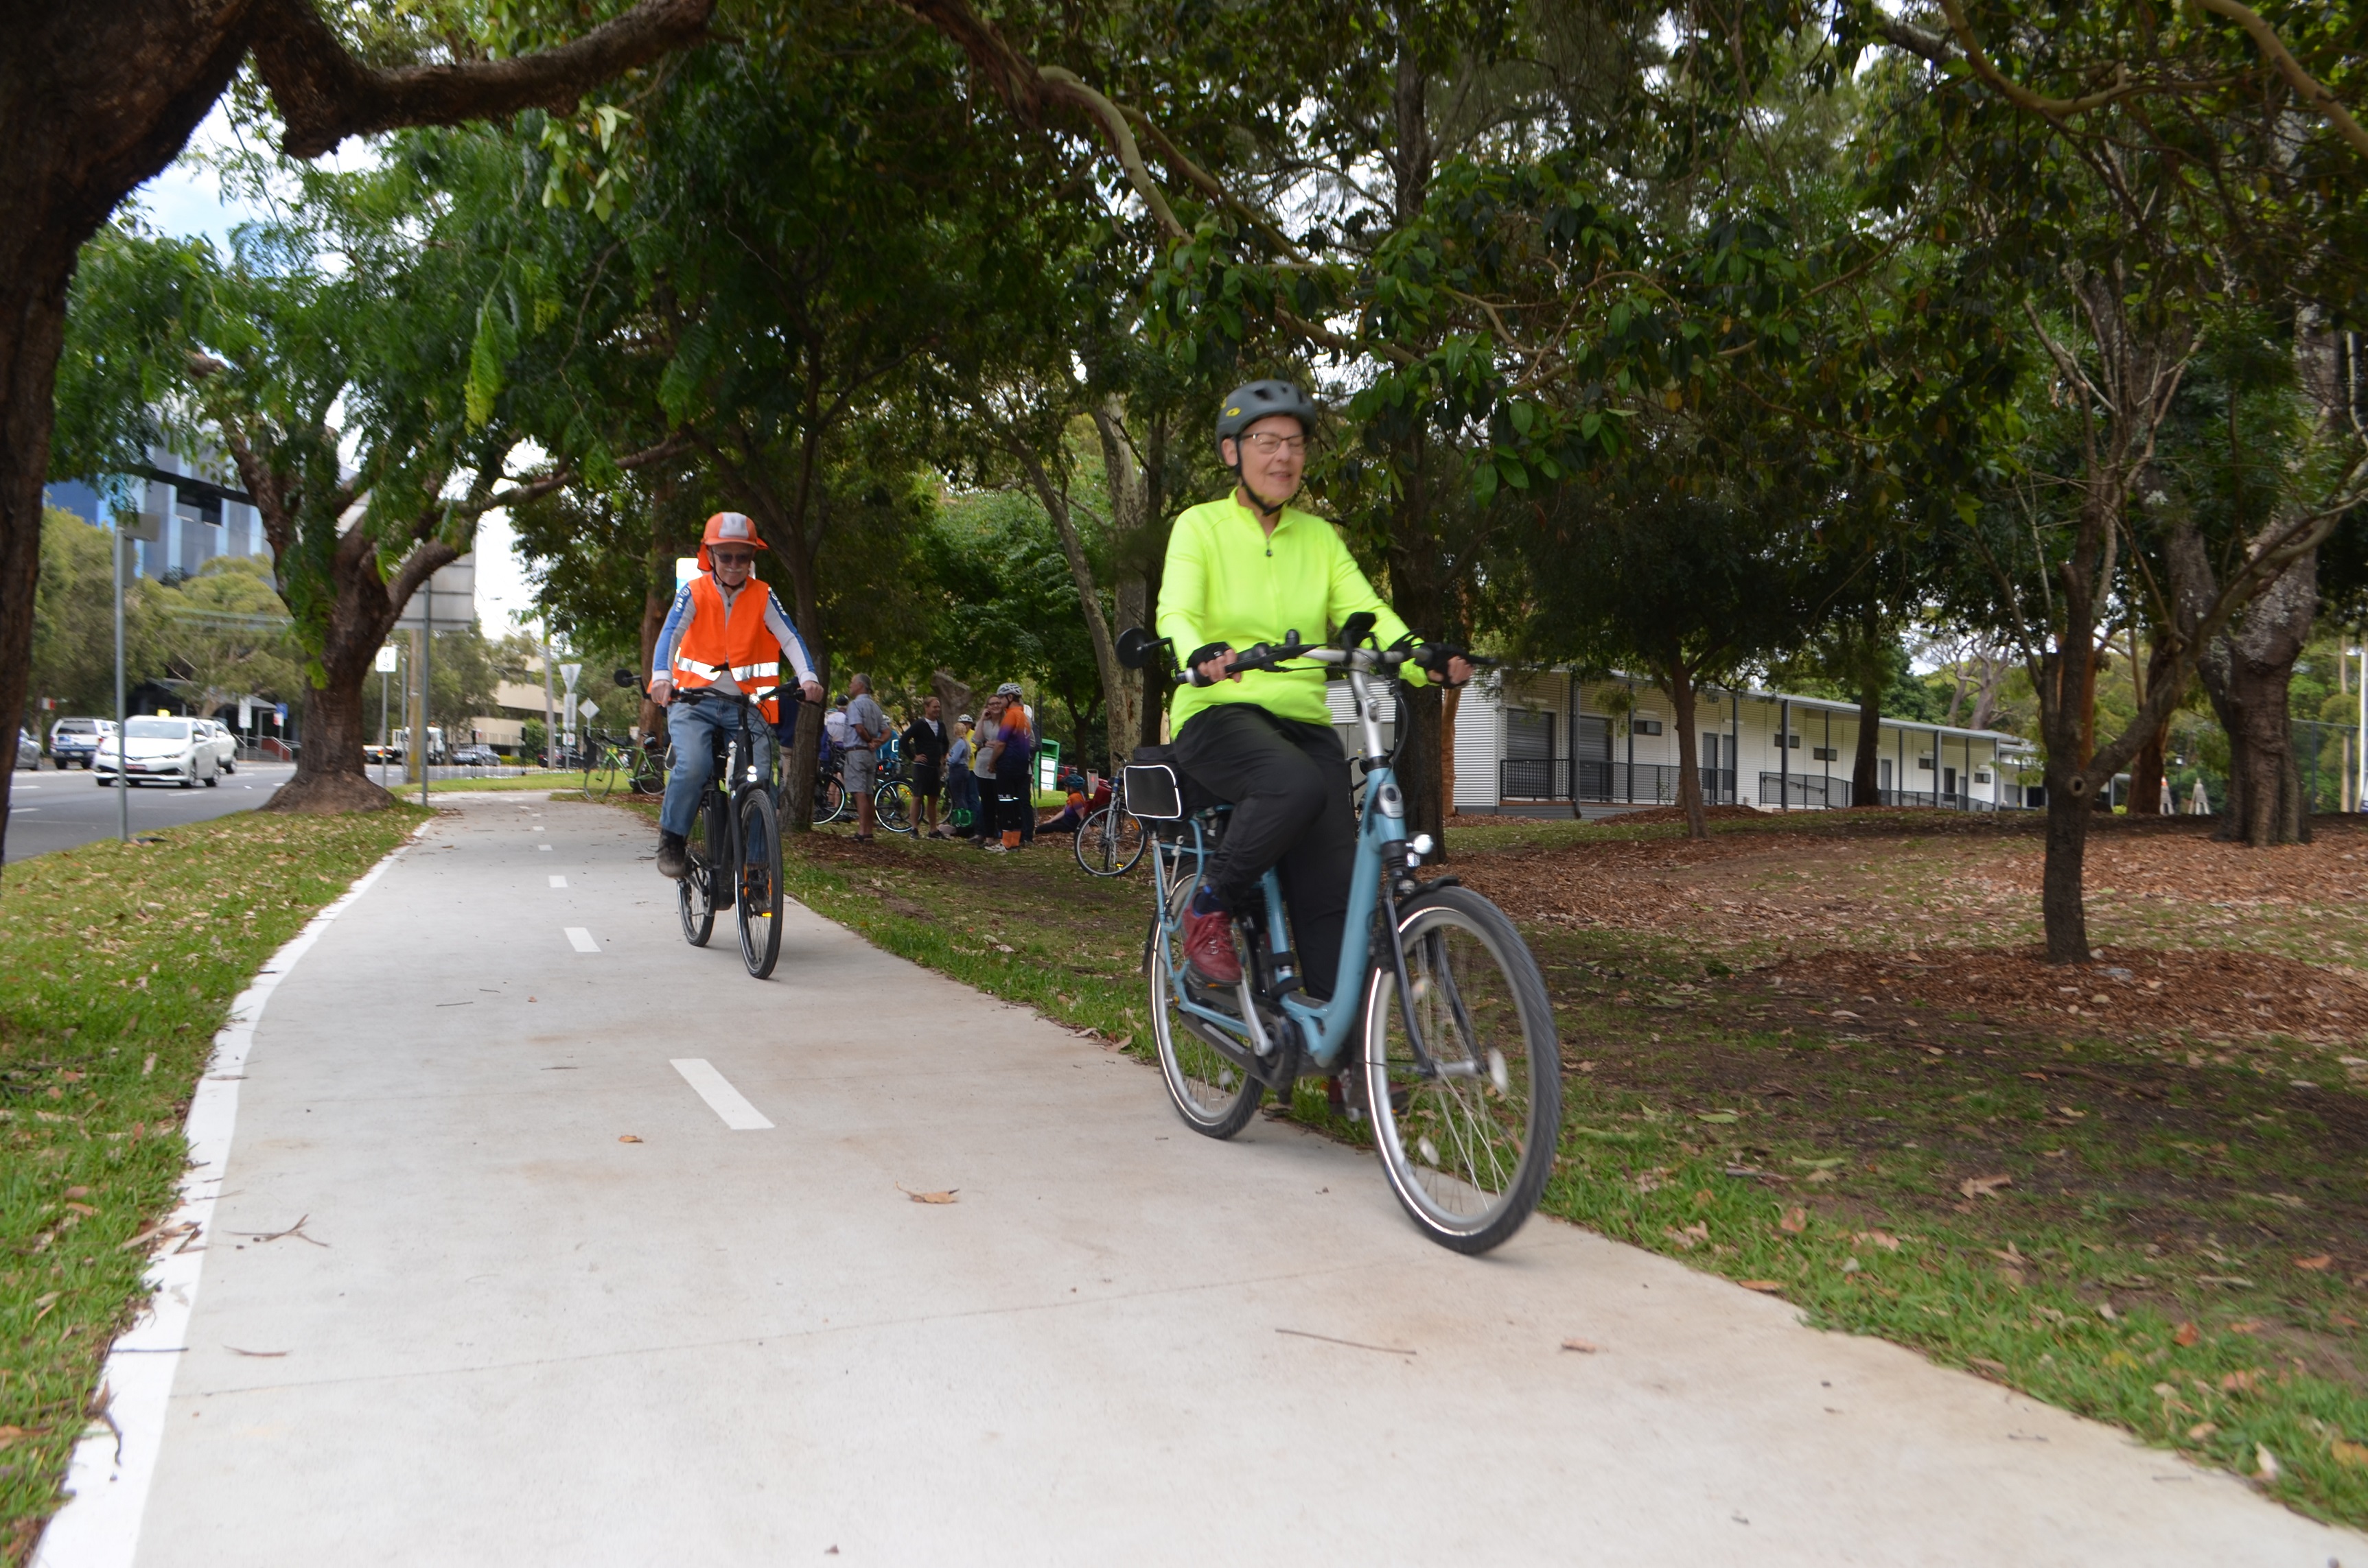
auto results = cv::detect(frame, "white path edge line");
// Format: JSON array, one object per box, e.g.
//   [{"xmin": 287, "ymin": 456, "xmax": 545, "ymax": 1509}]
[
  {"xmin": 32, "ymin": 823, "xmax": 431, "ymax": 1568},
  {"xmin": 669, "ymin": 1058, "xmax": 775, "ymax": 1130},
  {"xmin": 565, "ymin": 926, "xmax": 599, "ymax": 952}
]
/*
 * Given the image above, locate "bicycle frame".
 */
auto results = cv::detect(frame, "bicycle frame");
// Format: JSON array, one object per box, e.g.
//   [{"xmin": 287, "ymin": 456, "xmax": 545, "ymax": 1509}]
[{"xmin": 1149, "ymin": 648, "xmax": 1419, "ymax": 1073}]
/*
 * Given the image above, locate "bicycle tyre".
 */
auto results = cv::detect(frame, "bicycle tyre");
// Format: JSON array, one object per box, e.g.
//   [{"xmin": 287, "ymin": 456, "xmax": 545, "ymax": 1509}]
[
  {"xmin": 875, "ymin": 780, "xmax": 916, "ymax": 834},
  {"xmin": 1073, "ymin": 805, "xmax": 1146, "ymax": 877},
  {"xmin": 815, "ymin": 774, "xmax": 848, "ymax": 826},
  {"xmin": 1148, "ymin": 871, "xmax": 1262, "ymax": 1138},
  {"xmin": 736, "ymin": 787, "xmax": 784, "ymax": 978},
  {"xmin": 1360, "ymin": 883, "xmax": 1562, "ymax": 1254},
  {"xmin": 678, "ymin": 791, "xmax": 720, "ymax": 947},
  {"xmin": 596, "ymin": 747, "xmax": 625, "ymax": 803}
]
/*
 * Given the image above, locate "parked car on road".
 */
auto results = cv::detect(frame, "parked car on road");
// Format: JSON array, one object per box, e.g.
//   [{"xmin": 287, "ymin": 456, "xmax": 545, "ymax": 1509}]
[
  {"xmin": 195, "ymin": 718, "xmax": 238, "ymax": 775},
  {"xmin": 95, "ymin": 716, "xmax": 221, "ymax": 788},
  {"xmin": 49, "ymin": 716, "xmax": 115, "ymax": 769},
  {"xmin": 14, "ymin": 729, "xmax": 36, "ymax": 769},
  {"xmin": 450, "ymin": 745, "xmax": 500, "ymax": 767}
]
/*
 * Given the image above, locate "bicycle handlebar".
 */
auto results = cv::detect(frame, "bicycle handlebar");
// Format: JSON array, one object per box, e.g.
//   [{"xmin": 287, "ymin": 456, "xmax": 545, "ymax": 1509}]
[{"xmin": 1173, "ymin": 633, "xmax": 1495, "ymax": 686}]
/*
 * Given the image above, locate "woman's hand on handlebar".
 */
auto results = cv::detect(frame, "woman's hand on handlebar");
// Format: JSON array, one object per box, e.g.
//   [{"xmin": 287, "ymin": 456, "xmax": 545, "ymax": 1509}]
[{"xmin": 1445, "ymin": 654, "xmax": 1476, "ymax": 688}]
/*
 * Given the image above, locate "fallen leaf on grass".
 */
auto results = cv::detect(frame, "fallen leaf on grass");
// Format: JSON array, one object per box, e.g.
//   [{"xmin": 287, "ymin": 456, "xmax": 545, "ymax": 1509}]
[
  {"xmin": 1855, "ymin": 1230, "xmax": 1901, "ymax": 1252},
  {"xmin": 1969, "ymin": 1357, "xmax": 2007, "ymax": 1375},
  {"xmin": 2173, "ymin": 1322, "xmax": 2201, "ymax": 1347},
  {"xmin": 617, "ymin": 1134, "xmax": 642, "ymax": 1144},
  {"xmin": 0, "ymin": 1427, "xmax": 30, "ymax": 1451},
  {"xmin": 1738, "ymin": 1280, "xmax": 1785, "ymax": 1294},
  {"xmin": 1106, "ymin": 1035, "xmax": 1134, "ymax": 1052},
  {"xmin": 1778, "ymin": 1207, "xmax": 1808, "ymax": 1234},
  {"xmin": 2295, "ymin": 1254, "xmax": 2334, "ymax": 1272},
  {"xmin": 1695, "ymin": 1111, "xmax": 1739, "ymax": 1124},
  {"xmin": 2221, "ymin": 1369, "xmax": 2262, "ymax": 1392},
  {"xmin": 899, "ymin": 1186, "xmax": 959, "ymax": 1204},
  {"xmin": 2227, "ymin": 1320, "xmax": 2263, "ymax": 1334},
  {"xmin": 1958, "ymin": 1173, "xmax": 2013, "ymax": 1200},
  {"xmin": 2255, "ymin": 1444, "xmax": 2281, "ymax": 1482},
  {"xmin": 1664, "ymin": 1221, "xmax": 1708, "ymax": 1250},
  {"xmin": 1560, "ymin": 1338, "xmax": 1600, "ymax": 1353},
  {"xmin": 2188, "ymin": 1421, "xmax": 2219, "ymax": 1440},
  {"xmin": 2332, "ymin": 1440, "xmax": 2368, "ymax": 1470}
]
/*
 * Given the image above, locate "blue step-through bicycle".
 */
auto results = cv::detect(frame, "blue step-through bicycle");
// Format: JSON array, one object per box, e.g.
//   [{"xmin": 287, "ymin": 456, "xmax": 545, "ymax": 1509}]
[{"xmin": 1117, "ymin": 615, "xmax": 1562, "ymax": 1254}]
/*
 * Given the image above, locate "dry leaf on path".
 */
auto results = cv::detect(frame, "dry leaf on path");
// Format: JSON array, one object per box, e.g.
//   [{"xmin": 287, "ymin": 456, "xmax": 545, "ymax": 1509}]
[
  {"xmin": 1959, "ymin": 1173, "xmax": 2013, "ymax": 1200},
  {"xmin": 899, "ymin": 1186, "xmax": 959, "ymax": 1204},
  {"xmin": 1739, "ymin": 1280, "xmax": 1785, "ymax": 1293},
  {"xmin": 1560, "ymin": 1338, "xmax": 1600, "ymax": 1353},
  {"xmin": 617, "ymin": 1134, "xmax": 642, "ymax": 1144},
  {"xmin": 227, "ymin": 1347, "xmax": 288, "ymax": 1358},
  {"xmin": 2295, "ymin": 1254, "xmax": 2334, "ymax": 1271}
]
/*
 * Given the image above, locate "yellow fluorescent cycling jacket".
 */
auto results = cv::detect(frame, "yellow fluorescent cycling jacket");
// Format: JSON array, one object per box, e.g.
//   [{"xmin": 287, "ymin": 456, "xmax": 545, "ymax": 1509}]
[{"xmin": 1157, "ymin": 493, "xmax": 1429, "ymax": 734}]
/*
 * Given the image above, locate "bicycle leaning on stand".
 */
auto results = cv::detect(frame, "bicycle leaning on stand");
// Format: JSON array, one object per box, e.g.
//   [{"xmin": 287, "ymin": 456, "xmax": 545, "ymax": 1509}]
[
  {"xmin": 1117, "ymin": 616, "xmax": 1562, "ymax": 1254},
  {"xmin": 659, "ymin": 684, "xmax": 787, "ymax": 979},
  {"xmin": 1073, "ymin": 775, "xmax": 1146, "ymax": 877},
  {"xmin": 583, "ymin": 699, "xmax": 666, "ymax": 802}
]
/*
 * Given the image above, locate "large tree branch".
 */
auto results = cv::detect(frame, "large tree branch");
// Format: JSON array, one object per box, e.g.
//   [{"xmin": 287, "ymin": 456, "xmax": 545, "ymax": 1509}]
[
  {"xmin": 2188, "ymin": 0, "xmax": 2368, "ymax": 163},
  {"xmin": 248, "ymin": 0, "xmax": 715, "ymax": 160}
]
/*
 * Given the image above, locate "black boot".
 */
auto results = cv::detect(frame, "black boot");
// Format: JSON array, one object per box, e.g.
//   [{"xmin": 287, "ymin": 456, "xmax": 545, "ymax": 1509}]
[{"xmin": 657, "ymin": 831, "xmax": 688, "ymax": 879}]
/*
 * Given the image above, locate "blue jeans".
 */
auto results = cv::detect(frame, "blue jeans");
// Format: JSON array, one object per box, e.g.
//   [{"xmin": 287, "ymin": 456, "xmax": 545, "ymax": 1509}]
[
  {"xmin": 946, "ymin": 768, "xmax": 979, "ymax": 828},
  {"xmin": 660, "ymin": 697, "xmax": 775, "ymax": 837}
]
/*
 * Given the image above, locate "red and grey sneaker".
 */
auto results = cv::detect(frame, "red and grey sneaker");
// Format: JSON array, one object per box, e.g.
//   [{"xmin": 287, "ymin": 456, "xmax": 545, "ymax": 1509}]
[{"xmin": 1183, "ymin": 907, "xmax": 1243, "ymax": 985}]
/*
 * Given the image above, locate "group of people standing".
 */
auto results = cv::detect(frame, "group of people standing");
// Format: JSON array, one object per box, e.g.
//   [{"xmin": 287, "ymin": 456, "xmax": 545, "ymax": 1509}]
[{"xmin": 821, "ymin": 682, "xmax": 1040, "ymax": 852}]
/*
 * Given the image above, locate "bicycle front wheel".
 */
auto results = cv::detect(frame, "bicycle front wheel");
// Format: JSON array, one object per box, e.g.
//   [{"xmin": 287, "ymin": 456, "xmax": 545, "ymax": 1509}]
[
  {"xmin": 1362, "ymin": 884, "xmax": 1562, "ymax": 1254},
  {"xmin": 875, "ymin": 780, "xmax": 916, "ymax": 834},
  {"xmin": 1148, "ymin": 871, "xmax": 1262, "ymax": 1138},
  {"xmin": 678, "ymin": 793, "xmax": 720, "ymax": 947},
  {"xmin": 596, "ymin": 750, "xmax": 624, "ymax": 802},
  {"xmin": 736, "ymin": 787, "xmax": 783, "ymax": 978},
  {"xmin": 1073, "ymin": 805, "xmax": 1146, "ymax": 877},
  {"xmin": 815, "ymin": 775, "xmax": 848, "ymax": 826}
]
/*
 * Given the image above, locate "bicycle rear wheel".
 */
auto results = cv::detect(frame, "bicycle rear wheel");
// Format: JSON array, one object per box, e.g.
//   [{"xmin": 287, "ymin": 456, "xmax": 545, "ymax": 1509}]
[
  {"xmin": 815, "ymin": 774, "xmax": 848, "ymax": 825},
  {"xmin": 596, "ymin": 749, "xmax": 624, "ymax": 802},
  {"xmin": 736, "ymin": 787, "xmax": 783, "ymax": 977},
  {"xmin": 875, "ymin": 780, "xmax": 916, "ymax": 834},
  {"xmin": 1148, "ymin": 871, "xmax": 1262, "ymax": 1138},
  {"xmin": 1073, "ymin": 805, "xmax": 1146, "ymax": 877},
  {"xmin": 679, "ymin": 793, "xmax": 720, "ymax": 946},
  {"xmin": 1361, "ymin": 884, "xmax": 1562, "ymax": 1254}
]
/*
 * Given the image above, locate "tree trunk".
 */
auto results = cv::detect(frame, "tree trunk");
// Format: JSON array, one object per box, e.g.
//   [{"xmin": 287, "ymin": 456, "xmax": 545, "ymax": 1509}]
[
  {"xmin": 273, "ymin": 672, "xmax": 395, "ymax": 812},
  {"xmin": 2126, "ymin": 631, "xmax": 2180, "ymax": 815},
  {"xmin": 1665, "ymin": 659, "xmax": 1706, "ymax": 840},
  {"xmin": 2198, "ymin": 549, "xmax": 2319, "ymax": 847},
  {"xmin": 1014, "ymin": 447, "xmax": 1135, "ymax": 776},
  {"xmin": 2040, "ymin": 780, "xmax": 2093, "ymax": 963},
  {"xmin": 1850, "ymin": 665, "xmax": 1882, "ymax": 807},
  {"xmin": 1440, "ymin": 681, "xmax": 1461, "ymax": 819}
]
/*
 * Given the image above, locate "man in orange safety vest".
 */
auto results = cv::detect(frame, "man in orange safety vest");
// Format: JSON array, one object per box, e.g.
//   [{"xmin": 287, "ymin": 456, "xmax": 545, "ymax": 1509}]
[{"xmin": 649, "ymin": 511, "xmax": 823, "ymax": 878}]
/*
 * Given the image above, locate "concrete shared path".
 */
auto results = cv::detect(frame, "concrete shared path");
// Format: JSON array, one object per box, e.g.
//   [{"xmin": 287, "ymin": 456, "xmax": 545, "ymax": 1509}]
[{"xmin": 39, "ymin": 794, "xmax": 2363, "ymax": 1565}]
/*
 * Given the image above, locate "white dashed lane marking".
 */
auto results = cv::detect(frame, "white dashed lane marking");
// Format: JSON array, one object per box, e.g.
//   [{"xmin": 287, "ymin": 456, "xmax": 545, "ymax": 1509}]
[
  {"xmin": 670, "ymin": 1059, "xmax": 775, "ymax": 1130},
  {"xmin": 549, "ymin": 876, "xmax": 568, "ymax": 888},
  {"xmin": 537, "ymin": 844, "xmax": 552, "ymax": 852},
  {"xmin": 564, "ymin": 927, "xmax": 599, "ymax": 952}
]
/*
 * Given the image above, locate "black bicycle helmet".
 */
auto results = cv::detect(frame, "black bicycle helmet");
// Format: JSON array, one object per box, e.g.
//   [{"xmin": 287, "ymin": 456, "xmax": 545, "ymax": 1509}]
[{"xmin": 1215, "ymin": 380, "xmax": 1319, "ymax": 446}]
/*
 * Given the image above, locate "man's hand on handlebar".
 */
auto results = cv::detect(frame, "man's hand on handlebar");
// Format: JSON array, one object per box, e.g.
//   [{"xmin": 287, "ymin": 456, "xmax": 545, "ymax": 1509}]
[
  {"xmin": 649, "ymin": 675, "xmax": 675, "ymax": 707},
  {"xmin": 799, "ymin": 678, "xmax": 824, "ymax": 704}
]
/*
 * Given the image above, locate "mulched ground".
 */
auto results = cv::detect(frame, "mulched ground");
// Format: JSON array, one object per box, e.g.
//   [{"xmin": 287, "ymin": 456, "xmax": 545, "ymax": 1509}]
[
  {"xmin": 1765, "ymin": 946, "xmax": 2368, "ymax": 1059},
  {"xmin": 1450, "ymin": 813, "xmax": 2368, "ymax": 1053}
]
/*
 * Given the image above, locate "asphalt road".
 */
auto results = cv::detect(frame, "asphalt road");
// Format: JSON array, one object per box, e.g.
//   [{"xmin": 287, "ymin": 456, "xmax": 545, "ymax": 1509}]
[
  {"xmin": 32, "ymin": 791, "xmax": 2360, "ymax": 1567},
  {"xmin": 3, "ymin": 762, "xmax": 295, "ymax": 863}
]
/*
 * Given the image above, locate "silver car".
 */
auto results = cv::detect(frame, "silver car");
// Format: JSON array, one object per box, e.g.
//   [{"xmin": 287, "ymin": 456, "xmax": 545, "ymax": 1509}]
[
  {"xmin": 95, "ymin": 716, "xmax": 222, "ymax": 788},
  {"xmin": 196, "ymin": 718, "xmax": 238, "ymax": 774}
]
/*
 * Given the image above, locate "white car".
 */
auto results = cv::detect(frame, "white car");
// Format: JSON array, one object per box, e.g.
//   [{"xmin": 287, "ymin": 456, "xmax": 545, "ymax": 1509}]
[
  {"xmin": 94, "ymin": 716, "xmax": 221, "ymax": 788},
  {"xmin": 196, "ymin": 718, "xmax": 238, "ymax": 774}
]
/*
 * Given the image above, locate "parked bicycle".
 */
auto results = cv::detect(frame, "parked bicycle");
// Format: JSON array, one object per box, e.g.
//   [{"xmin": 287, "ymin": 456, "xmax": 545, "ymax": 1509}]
[
  {"xmin": 1119, "ymin": 617, "xmax": 1562, "ymax": 1254},
  {"xmin": 582, "ymin": 721, "xmax": 666, "ymax": 802},
  {"xmin": 870, "ymin": 740, "xmax": 920, "ymax": 835},
  {"xmin": 667, "ymin": 688, "xmax": 786, "ymax": 979},
  {"xmin": 1073, "ymin": 777, "xmax": 1146, "ymax": 877}
]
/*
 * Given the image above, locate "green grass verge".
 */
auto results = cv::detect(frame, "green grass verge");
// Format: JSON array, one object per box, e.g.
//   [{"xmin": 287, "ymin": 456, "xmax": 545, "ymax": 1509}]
[
  {"xmin": 0, "ymin": 806, "xmax": 428, "ymax": 1559},
  {"xmin": 589, "ymin": 800, "xmax": 2368, "ymax": 1530}
]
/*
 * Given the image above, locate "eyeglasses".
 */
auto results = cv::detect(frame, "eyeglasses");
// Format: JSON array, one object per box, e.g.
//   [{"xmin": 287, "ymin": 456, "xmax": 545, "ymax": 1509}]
[
  {"xmin": 1239, "ymin": 432, "xmax": 1307, "ymax": 458},
  {"xmin": 711, "ymin": 551, "xmax": 755, "ymax": 567}
]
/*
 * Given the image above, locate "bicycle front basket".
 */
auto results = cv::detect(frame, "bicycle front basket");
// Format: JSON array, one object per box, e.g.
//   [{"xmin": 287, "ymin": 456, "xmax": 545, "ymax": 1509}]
[{"xmin": 1124, "ymin": 751, "xmax": 1185, "ymax": 821}]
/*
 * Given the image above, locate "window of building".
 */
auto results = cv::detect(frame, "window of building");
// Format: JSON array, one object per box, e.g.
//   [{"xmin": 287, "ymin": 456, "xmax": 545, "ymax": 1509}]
[
  {"xmin": 1811, "ymin": 746, "xmax": 1838, "ymax": 762},
  {"xmin": 1630, "ymin": 716, "xmax": 1662, "ymax": 735},
  {"xmin": 1506, "ymin": 709, "xmax": 1553, "ymax": 760}
]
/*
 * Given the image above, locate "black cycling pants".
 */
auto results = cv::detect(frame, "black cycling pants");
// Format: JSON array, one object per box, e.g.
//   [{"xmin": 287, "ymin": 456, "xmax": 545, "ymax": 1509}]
[{"xmin": 1173, "ymin": 704, "xmax": 1356, "ymax": 1001}]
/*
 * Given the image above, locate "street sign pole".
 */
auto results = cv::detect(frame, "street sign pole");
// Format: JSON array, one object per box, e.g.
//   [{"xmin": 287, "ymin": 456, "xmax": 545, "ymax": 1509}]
[
  {"xmin": 113, "ymin": 515, "xmax": 128, "ymax": 842},
  {"xmin": 421, "ymin": 574, "xmax": 433, "ymax": 809}
]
